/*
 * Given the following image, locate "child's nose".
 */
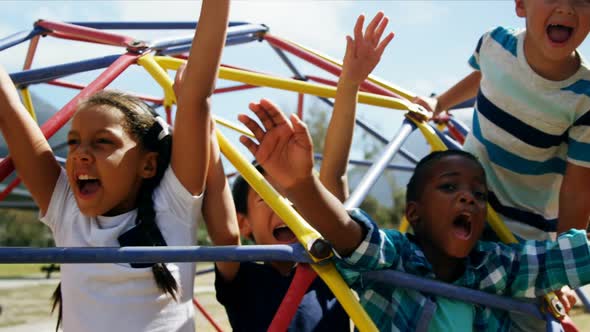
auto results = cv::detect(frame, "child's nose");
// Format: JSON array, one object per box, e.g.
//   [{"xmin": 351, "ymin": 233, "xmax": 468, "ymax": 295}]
[
  {"xmin": 556, "ymin": 0, "xmax": 575, "ymax": 15},
  {"xmin": 71, "ymin": 145, "xmax": 93, "ymax": 162},
  {"xmin": 458, "ymin": 191, "xmax": 475, "ymax": 204}
]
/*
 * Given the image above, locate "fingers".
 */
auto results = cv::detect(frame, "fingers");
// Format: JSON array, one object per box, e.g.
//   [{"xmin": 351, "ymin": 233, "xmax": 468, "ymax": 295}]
[
  {"xmin": 353, "ymin": 14, "xmax": 365, "ymax": 52},
  {"xmin": 376, "ymin": 32, "xmax": 395, "ymax": 55},
  {"xmin": 373, "ymin": 17, "xmax": 389, "ymax": 45},
  {"xmin": 290, "ymin": 113, "xmax": 313, "ymax": 148},
  {"xmin": 238, "ymin": 113, "xmax": 266, "ymax": 143},
  {"xmin": 259, "ymin": 98, "xmax": 290, "ymax": 128},
  {"xmin": 365, "ymin": 11, "xmax": 384, "ymax": 44},
  {"xmin": 239, "ymin": 135, "xmax": 259, "ymax": 157},
  {"xmin": 344, "ymin": 35, "xmax": 354, "ymax": 60}
]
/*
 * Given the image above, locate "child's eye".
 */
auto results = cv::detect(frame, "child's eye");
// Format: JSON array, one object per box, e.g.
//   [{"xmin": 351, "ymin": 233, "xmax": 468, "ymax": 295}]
[
  {"xmin": 66, "ymin": 139, "xmax": 79, "ymax": 146},
  {"xmin": 96, "ymin": 138, "xmax": 113, "ymax": 145},
  {"xmin": 439, "ymin": 183, "xmax": 456, "ymax": 191}
]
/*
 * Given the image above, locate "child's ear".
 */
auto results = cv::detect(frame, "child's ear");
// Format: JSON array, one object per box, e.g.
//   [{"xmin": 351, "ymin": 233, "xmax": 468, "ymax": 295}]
[
  {"xmin": 405, "ymin": 201, "xmax": 420, "ymax": 227},
  {"xmin": 237, "ymin": 213, "xmax": 252, "ymax": 238},
  {"xmin": 515, "ymin": 0, "xmax": 526, "ymax": 18},
  {"xmin": 140, "ymin": 152, "xmax": 158, "ymax": 179}
]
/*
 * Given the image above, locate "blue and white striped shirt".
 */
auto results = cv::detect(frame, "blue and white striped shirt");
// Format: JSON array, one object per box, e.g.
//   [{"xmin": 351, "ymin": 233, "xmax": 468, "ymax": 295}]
[{"xmin": 463, "ymin": 26, "xmax": 590, "ymax": 239}]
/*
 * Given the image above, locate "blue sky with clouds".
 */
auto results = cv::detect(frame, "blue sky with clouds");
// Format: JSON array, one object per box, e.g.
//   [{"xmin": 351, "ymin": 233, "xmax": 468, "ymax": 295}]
[{"xmin": 0, "ymin": 1, "xmax": 589, "ymax": 170}]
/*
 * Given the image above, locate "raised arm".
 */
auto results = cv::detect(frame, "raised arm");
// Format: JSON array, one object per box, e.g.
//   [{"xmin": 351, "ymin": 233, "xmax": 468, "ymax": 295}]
[
  {"xmin": 0, "ymin": 67, "xmax": 60, "ymax": 215},
  {"xmin": 172, "ymin": 0, "xmax": 230, "ymax": 195},
  {"xmin": 238, "ymin": 99, "xmax": 364, "ymax": 256},
  {"xmin": 202, "ymin": 122, "xmax": 240, "ymax": 280},
  {"xmin": 320, "ymin": 12, "xmax": 393, "ymax": 201},
  {"xmin": 413, "ymin": 70, "xmax": 481, "ymax": 118}
]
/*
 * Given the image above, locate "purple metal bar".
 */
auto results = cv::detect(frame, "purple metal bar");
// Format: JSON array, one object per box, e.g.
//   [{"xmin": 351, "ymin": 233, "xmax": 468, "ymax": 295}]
[
  {"xmin": 9, "ymin": 54, "xmax": 121, "ymax": 86},
  {"xmin": 362, "ymin": 270, "xmax": 544, "ymax": 320},
  {"xmin": 0, "ymin": 27, "xmax": 46, "ymax": 52},
  {"xmin": 65, "ymin": 21, "xmax": 251, "ymax": 30},
  {"xmin": 344, "ymin": 119, "xmax": 416, "ymax": 209},
  {"xmin": 0, "ymin": 244, "xmax": 313, "ymax": 264}
]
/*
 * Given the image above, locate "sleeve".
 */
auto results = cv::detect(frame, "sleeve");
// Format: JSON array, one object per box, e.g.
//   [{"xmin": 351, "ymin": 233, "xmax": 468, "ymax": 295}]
[
  {"xmin": 468, "ymin": 26, "xmax": 507, "ymax": 71},
  {"xmin": 39, "ymin": 167, "xmax": 72, "ymax": 234},
  {"xmin": 482, "ymin": 230, "xmax": 590, "ymax": 298},
  {"xmin": 567, "ymin": 108, "xmax": 590, "ymax": 168},
  {"xmin": 468, "ymin": 34, "xmax": 484, "ymax": 71},
  {"xmin": 154, "ymin": 166, "xmax": 204, "ymax": 226},
  {"xmin": 335, "ymin": 209, "xmax": 407, "ymax": 286},
  {"xmin": 214, "ymin": 263, "xmax": 242, "ymax": 306}
]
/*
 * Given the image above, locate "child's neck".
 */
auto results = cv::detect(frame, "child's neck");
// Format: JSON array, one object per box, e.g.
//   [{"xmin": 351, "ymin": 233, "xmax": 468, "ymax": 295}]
[
  {"xmin": 418, "ymin": 240, "xmax": 466, "ymax": 283},
  {"xmin": 523, "ymin": 36, "xmax": 581, "ymax": 81}
]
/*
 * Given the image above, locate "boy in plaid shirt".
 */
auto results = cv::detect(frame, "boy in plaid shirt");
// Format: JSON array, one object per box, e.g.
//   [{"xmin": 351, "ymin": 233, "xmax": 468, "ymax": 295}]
[{"xmin": 237, "ymin": 100, "xmax": 590, "ymax": 331}]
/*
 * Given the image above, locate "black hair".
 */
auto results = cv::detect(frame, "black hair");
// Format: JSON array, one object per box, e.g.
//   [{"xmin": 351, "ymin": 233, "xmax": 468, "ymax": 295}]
[
  {"xmin": 406, "ymin": 150, "xmax": 484, "ymax": 203},
  {"xmin": 52, "ymin": 90, "xmax": 176, "ymax": 331},
  {"xmin": 231, "ymin": 162, "xmax": 265, "ymax": 215}
]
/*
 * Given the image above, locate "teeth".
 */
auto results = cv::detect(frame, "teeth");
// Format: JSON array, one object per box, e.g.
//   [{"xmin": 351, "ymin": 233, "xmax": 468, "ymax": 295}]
[{"xmin": 77, "ymin": 174, "xmax": 97, "ymax": 180}]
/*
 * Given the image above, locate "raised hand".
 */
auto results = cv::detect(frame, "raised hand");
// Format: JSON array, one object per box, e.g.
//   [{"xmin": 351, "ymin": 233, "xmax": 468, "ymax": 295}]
[
  {"xmin": 341, "ymin": 12, "xmax": 394, "ymax": 85},
  {"xmin": 238, "ymin": 99, "xmax": 314, "ymax": 190}
]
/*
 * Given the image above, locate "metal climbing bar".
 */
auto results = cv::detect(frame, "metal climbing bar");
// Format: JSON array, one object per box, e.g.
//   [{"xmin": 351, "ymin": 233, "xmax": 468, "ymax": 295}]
[
  {"xmin": 345, "ymin": 119, "xmax": 416, "ymax": 209},
  {"xmin": 35, "ymin": 20, "xmax": 136, "ymax": 47},
  {"xmin": 0, "ymin": 244, "xmax": 313, "ymax": 264}
]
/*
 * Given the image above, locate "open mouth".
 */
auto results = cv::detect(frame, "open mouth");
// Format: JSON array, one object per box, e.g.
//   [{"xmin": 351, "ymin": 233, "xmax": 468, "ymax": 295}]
[
  {"xmin": 272, "ymin": 225, "xmax": 296, "ymax": 243},
  {"xmin": 452, "ymin": 213, "xmax": 472, "ymax": 240},
  {"xmin": 76, "ymin": 174, "xmax": 101, "ymax": 197},
  {"xmin": 547, "ymin": 24, "xmax": 573, "ymax": 44}
]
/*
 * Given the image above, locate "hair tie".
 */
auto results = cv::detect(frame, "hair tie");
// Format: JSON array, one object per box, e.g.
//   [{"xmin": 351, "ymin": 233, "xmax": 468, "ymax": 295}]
[{"xmin": 154, "ymin": 116, "xmax": 171, "ymax": 141}]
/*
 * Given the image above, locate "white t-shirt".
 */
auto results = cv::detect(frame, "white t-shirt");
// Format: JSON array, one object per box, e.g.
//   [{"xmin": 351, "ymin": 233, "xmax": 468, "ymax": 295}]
[{"xmin": 40, "ymin": 166, "xmax": 203, "ymax": 332}]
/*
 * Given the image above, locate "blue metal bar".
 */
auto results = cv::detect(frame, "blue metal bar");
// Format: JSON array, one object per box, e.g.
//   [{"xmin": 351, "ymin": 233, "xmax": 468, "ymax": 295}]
[
  {"xmin": 271, "ymin": 46, "xmax": 306, "ymax": 80},
  {"xmin": 195, "ymin": 268, "xmax": 215, "ymax": 277},
  {"xmin": 545, "ymin": 312, "xmax": 564, "ymax": 332},
  {"xmin": 313, "ymin": 153, "xmax": 414, "ymax": 172},
  {"xmin": 362, "ymin": 270, "xmax": 544, "ymax": 320},
  {"xmin": 449, "ymin": 116, "xmax": 470, "ymax": 137},
  {"xmin": 65, "ymin": 21, "xmax": 251, "ymax": 30},
  {"xmin": 450, "ymin": 97, "xmax": 475, "ymax": 110},
  {"xmin": 0, "ymin": 27, "xmax": 46, "ymax": 52},
  {"xmin": 575, "ymin": 288, "xmax": 590, "ymax": 312},
  {"xmin": 150, "ymin": 24, "xmax": 267, "ymax": 50},
  {"xmin": 9, "ymin": 54, "xmax": 121, "ymax": 86},
  {"xmin": 0, "ymin": 201, "xmax": 37, "ymax": 209},
  {"xmin": 157, "ymin": 34, "xmax": 259, "ymax": 56},
  {"xmin": 0, "ymin": 244, "xmax": 313, "ymax": 264},
  {"xmin": 317, "ymin": 97, "xmax": 420, "ymax": 164},
  {"xmin": 344, "ymin": 119, "xmax": 416, "ymax": 209}
]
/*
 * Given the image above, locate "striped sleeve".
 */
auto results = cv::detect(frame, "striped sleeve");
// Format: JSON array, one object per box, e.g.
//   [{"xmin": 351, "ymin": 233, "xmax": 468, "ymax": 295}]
[
  {"xmin": 468, "ymin": 34, "xmax": 483, "ymax": 71},
  {"xmin": 566, "ymin": 80, "xmax": 590, "ymax": 166}
]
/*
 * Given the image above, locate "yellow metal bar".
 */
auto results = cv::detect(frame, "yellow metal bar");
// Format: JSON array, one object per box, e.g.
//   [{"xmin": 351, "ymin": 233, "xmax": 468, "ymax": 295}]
[
  {"xmin": 217, "ymin": 129, "xmax": 377, "ymax": 332},
  {"xmin": 153, "ymin": 56, "xmax": 428, "ymax": 118},
  {"xmin": 137, "ymin": 54, "xmax": 176, "ymax": 107},
  {"xmin": 405, "ymin": 115, "xmax": 446, "ymax": 152},
  {"xmin": 19, "ymin": 88, "xmax": 37, "ymax": 122},
  {"xmin": 214, "ymin": 115, "xmax": 254, "ymax": 138},
  {"xmin": 399, "ymin": 216, "xmax": 410, "ymax": 233},
  {"xmin": 281, "ymin": 37, "xmax": 415, "ymax": 100}
]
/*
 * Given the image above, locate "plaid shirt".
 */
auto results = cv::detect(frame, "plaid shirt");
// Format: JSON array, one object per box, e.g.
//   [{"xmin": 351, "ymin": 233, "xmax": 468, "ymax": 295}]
[{"xmin": 335, "ymin": 209, "xmax": 590, "ymax": 332}]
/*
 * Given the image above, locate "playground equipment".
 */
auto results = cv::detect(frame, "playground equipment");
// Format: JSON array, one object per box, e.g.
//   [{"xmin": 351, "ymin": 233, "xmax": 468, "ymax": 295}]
[{"xmin": 0, "ymin": 19, "xmax": 585, "ymax": 332}]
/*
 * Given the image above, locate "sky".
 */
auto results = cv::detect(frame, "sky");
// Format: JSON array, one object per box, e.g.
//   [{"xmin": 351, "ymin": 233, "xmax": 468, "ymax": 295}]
[{"xmin": 0, "ymin": 0, "xmax": 589, "ymax": 178}]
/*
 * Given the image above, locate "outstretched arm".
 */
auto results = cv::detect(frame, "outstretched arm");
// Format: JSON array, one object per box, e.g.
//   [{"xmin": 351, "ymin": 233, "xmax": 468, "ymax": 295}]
[
  {"xmin": 238, "ymin": 99, "xmax": 363, "ymax": 256},
  {"xmin": 202, "ymin": 123, "xmax": 241, "ymax": 280},
  {"xmin": 0, "ymin": 67, "xmax": 60, "ymax": 215},
  {"xmin": 172, "ymin": 0, "xmax": 230, "ymax": 195},
  {"xmin": 413, "ymin": 70, "xmax": 481, "ymax": 118},
  {"xmin": 320, "ymin": 12, "xmax": 393, "ymax": 201}
]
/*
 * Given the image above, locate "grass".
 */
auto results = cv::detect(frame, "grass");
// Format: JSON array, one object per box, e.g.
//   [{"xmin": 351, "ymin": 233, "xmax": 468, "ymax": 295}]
[{"xmin": 0, "ymin": 264, "xmax": 50, "ymax": 278}]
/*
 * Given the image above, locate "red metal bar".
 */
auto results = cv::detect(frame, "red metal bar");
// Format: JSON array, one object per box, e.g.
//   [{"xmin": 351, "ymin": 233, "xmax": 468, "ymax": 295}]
[
  {"xmin": 165, "ymin": 106, "xmax": 172, "ymax": 125},
  {"xmin": 305, "ymin": 75, "xmax": 338, "ymax": 88},
  {"xmin": 297, "ymin": 93, "xmax": 304, "ymax": 119},
  {"xmin": 48, "ymin": 31, "xmax": 121, "ymax": 46},
  {"xmin": 47, "ymin": 79, "xmax": 164, "ymax": 105},
  {"xmin": 0, "ymin": 178, "xmax": 22, "ymax": 202},
  {"xmin": 35, "ymin": 20, "xmax": 135, "ymax": 47},
  {"xmin": 23, "ymin": 35, "xmax": 40, "ymax": 70},
  {"xmin": 192, "ymin": 297, "xmax": 224, "ymax": 332},
  {"xmin": 0, "ymin": 53, "xmax": 139, "ymax": 183},
  {"xmin": 268, "ymin": 264, "xmax": 317, "ymax": 332},
  {"xmin": 214, "ymin": 84, "xmax": 259, "ymax": 94},
  {"xmin": 264, "ymin": 34, "xmax": 403, "ymax": 100},
  {"xmin": 446, "ymin": 122, "xmax": 465, "ymax": 145}
]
